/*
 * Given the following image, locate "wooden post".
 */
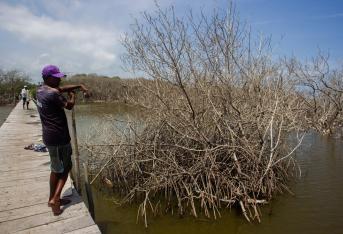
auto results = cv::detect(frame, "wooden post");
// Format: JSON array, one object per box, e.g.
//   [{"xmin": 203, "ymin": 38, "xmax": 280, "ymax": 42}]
[
  {"xmin": 83, "ymin": 163, "xmax": 95, "ymax": 219},
  {"xmin": 71, "ymin": 108, "xmax": 81, "ymax": 193}
]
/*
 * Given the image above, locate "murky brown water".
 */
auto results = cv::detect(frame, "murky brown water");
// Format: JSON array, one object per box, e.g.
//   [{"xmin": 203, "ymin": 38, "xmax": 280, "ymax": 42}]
[
  {"xmin": 72, "ymin": 103, "xmax": 343, "ymax": 234},
  {"xmin": 0, "ymin": 105, "xmax": 14, "ymax": 127}
]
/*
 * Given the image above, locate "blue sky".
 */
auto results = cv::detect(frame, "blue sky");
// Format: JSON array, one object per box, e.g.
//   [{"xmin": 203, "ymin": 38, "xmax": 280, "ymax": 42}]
[
  {"xmin": 239, "ymin": 0, "xmax": 343, "ymax": 61},
  {"xmin": 0, "ymin": 0, "xmax": 342, "ymax": 82}
]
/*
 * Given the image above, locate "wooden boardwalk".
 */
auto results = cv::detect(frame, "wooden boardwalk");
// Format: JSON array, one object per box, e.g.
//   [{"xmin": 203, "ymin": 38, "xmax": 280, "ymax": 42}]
[{"xmin": 0, "ymin": 103, "xmax": 101, "ymax": 234}]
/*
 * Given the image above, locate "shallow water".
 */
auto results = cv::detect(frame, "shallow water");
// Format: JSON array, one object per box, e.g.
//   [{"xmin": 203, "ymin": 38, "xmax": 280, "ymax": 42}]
[
  {"xmin": 73, "ymin": 103, "xmax": 343, "ymax": 234},
  {"xmin": 0, "ymin": 105, "xmax": 14, "ymax": 127}
]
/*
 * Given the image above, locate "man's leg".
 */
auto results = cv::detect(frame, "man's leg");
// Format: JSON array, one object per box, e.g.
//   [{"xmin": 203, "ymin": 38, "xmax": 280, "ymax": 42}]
[
  {"xmin": 47, "ymin": 143, "xmax": 73, "ymax": 215},
  {"xmin": 49, "ymin": 171, "xmax": 59, "ymax": 202},
  {"xmin": 50, "ymin": 170, "xmax": 69, "ymax": 203},
  {"xmin": 26, "ymin": 101, "xmax": 29, "ymax": 109},
  {"xmin": 48, "ymin": 170, "xmax": 69, "ymax": 215},
  {"xmin": 47, "ymin": 145, "xmax": 65, "ymax": 215},
  {"xmin": 53, "ymin": 143, "xmax": 73, "ymax": 203}
]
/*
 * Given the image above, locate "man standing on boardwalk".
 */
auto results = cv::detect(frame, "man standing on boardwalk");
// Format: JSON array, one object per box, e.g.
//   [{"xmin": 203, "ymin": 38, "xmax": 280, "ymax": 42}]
[
  {"xmin": 20, "ymin": 85, "xmax": 28, "ymax": 109},
  {"xmin": 36, "ymin": 65, "xmax": 90, "ymax": 215}
]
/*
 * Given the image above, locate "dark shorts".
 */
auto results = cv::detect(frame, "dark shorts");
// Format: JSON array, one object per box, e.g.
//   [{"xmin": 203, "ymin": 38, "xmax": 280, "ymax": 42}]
[
  {"xmin": 22, "ymin": 97, "xmax": 27, "ymax": 103},
  {"xmin": 46, "ymin": 143, "xmax": 73, "ymax": 173}
]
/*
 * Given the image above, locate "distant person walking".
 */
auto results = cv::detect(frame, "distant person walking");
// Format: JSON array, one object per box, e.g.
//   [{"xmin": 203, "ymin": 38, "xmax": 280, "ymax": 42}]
[
  {"xmin": 36, "ymin": 65, "xmax": 90, "ymax": 215},
  {"xmin": 20, "ymin": 85, "xmax": 28, "ymax": 109},
  {"xmin": 26, "ymin": 89, "xmax": 31, "ymax": 109}
]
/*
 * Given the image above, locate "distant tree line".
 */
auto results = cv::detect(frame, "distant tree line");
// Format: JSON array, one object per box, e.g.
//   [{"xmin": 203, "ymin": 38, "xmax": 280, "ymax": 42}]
[
  {"xmin": 0, "ymin": 69, "xmax": 33, "ymax": 105},
  {"xmin": 64, "ymin": 73, "xmax": 144, "ymax": 103},
  {"xmin": 0, "ymin": 69, "xmax": 147, "ymax": 105}
]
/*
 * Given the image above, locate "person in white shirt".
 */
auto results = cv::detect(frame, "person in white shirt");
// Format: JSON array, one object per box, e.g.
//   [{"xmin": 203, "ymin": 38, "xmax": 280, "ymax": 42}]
[
  {"xmin": 20, "ymin": 86, "xmax": 28, "ymax": 109},
  {"xmin": 26, "ymin": 89, "xmax": 31, "ymax": 109}
]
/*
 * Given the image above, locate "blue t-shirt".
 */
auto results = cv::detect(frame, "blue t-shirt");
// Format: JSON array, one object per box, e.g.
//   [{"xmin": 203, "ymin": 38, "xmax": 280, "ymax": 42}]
[{"xmin": 36, "ymin": 85, "xmax": 71, "ymax": 146}]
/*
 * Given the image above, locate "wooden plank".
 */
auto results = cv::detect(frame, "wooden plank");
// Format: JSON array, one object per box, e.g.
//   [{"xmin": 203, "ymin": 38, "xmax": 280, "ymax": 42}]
[
  {"xmin": 0, "ymin": 202, "xmax": 49, "ymax": 223},
  {"xmin": 0, "ymin": 155, "xmax": 48, "ymax": 160},
  {"xmin": 0, "ymin": 175, "xmax": 47, "ymax": 189},
  {"xmin": 0, "ymin": 203, "xmax": 90, "ymax": 233},
  {"xmin": 15, "ymin": 215, "xmax": 95, "ymax": 234},
  {"xmin": 0, "ymin": 182, "xmax": 47, "ymax": 197},
  {"xmin": 0, "ymin": 187, "xmax": 82, "ymax": 223},
  {"xmin": 0, "ymin": 160, "xmax": 50, "ymax": 172},
  {"xmin": 0, "ymin": 171, "xmax": 48, "ymax": 183},
  {"xmin": 0, "ymin": 182, "xmax": 75, "ymax": 211},
  {"xmin": 0, "ymin": 168, "xmax": 49, "ymax": 178},
  {"xmin": 0, "ymin": 166, "xmax": 49, "ymax": 174},
  {"xmin": 0, "ymin": 190, "xmax": 48, "ymax": 211}
]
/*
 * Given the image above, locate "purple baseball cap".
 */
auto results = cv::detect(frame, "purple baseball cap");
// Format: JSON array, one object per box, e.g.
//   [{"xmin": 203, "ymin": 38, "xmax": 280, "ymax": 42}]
[{"xmin": 42, "ymin": 65, "xmax": 66, "ymax": 78}]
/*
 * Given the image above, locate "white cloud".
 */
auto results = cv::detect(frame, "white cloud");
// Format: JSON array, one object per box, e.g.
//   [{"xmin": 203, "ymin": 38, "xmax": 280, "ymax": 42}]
[
  {"xmin": 0, "ymin": 2, "xmax": 121, "ymax": 81},
  {"xmin": 0, "ymin": 0, "xmax": 236, "ymax": 81}
]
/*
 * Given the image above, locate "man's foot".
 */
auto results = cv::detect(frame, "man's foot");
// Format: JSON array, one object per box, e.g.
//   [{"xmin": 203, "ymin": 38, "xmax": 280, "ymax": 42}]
[
  {"xmin": 48, "ymin": 200, "xmax": 63, "ymax": 216},
  {"xmin": 48, "ymin": 198, "xmax": 71, "ymax": 207}
]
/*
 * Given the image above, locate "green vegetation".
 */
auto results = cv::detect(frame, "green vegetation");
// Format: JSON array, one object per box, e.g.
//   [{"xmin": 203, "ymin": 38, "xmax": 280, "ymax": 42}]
[
  {"xmin": 65, "ymin": 74, "xmax": 145, "ymax": 103},
  {"xmin": 0, "ymin": 69, "xmax": 33, "ymax": 105}
]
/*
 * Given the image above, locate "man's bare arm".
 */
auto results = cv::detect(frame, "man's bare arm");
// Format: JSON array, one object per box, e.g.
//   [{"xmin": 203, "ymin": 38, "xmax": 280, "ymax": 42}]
[
  {"xmin": 65, "ymin": 92, "xmax": 75, "ymax": 110},
  {"xmin": 58, "ymin": 84, "xmax": 91, "ymax": 98},
  {"xmin": 58, "ymin": 84, "xmax": 84, "ymax": 93}
]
